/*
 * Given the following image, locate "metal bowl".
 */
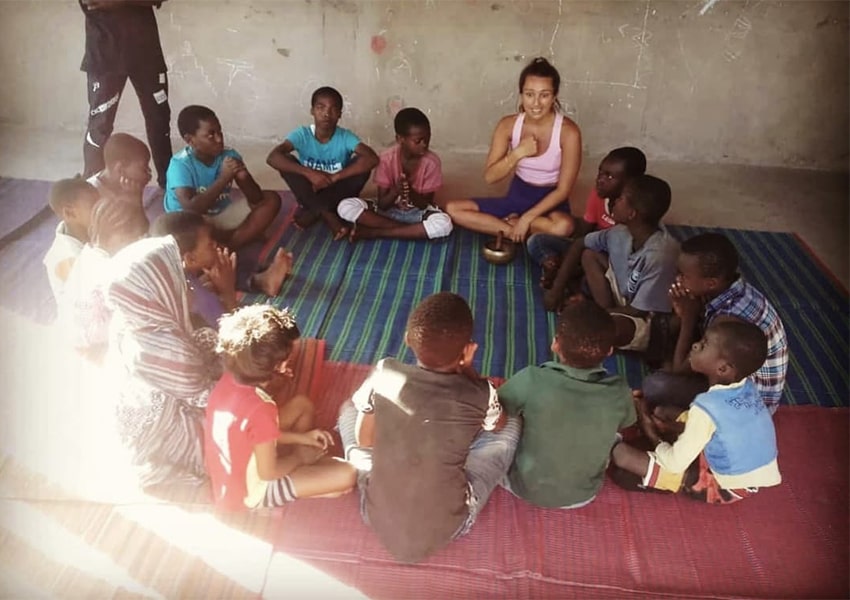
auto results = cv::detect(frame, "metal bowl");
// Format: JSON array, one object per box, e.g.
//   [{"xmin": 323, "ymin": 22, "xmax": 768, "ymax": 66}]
[{"xmin": 482, "ymin": 232, "xmax": 516, "ymax": 265}]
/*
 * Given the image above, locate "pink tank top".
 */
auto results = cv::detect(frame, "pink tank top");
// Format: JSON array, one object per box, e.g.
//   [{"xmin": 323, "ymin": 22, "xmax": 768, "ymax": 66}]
[{"xmin": 511, "ymin": 112, "xmax": 563, "ymax": 186}]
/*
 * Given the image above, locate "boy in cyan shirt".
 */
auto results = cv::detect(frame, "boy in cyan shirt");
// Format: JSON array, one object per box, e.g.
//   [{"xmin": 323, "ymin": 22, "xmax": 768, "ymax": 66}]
[
  {"xmin": 164, "ymin": 105, "xmax": 291, "ymax": 296},
  {"xmin": 267, "ymin": 86, "xmax": 379, "ymax": 240},
  {"xmin": 164, "ymin": 105, "xmax": 282, "ymax": 251},
  {"xmin": 337, "ymin": 107, "xmax": 452, "ymax": 240},
  {"xmin": 611, "ymin": 320, "xmax": 781, "ymax": 504},
  {"xmin": 499, "ymin": 298, "xmax": 635, "ymax": 508}
]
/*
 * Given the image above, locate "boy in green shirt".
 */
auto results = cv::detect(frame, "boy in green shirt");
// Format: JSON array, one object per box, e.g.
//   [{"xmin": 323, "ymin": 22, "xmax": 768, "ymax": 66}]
[{"xmin": 499, "ymin": 298, "xmax": 635, "ymax": 508}]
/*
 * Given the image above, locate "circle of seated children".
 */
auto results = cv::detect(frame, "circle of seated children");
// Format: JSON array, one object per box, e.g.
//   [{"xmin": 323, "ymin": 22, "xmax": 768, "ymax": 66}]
[{"xmin": 43, "ymin": 52, "xmax": 789, "ymax": 562}]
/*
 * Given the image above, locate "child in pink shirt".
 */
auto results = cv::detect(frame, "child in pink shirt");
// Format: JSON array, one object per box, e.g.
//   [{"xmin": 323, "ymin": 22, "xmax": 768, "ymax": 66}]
[
  {"xmin": 337, "ymin": 108, "xmax": 452, "ymax": 240},
  {"xmin": 529, "ymin": 146, "xmax": 646, "ymax": 289}
]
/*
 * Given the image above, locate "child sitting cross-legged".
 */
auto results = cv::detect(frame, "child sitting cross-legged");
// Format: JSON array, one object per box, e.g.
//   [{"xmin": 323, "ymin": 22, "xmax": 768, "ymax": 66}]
[
  {"xmin": 337, "ymin": 292, "xmax": 520, "ymax": 563},
  {"xmin": 610, "ymin": 320, "xmax": 781, "ymax": 504},
  {"xmin": 165, "ymin": 105, "xmax": 286, "ymax": 259},
  {"xmin": 266, "ymin": 86, "xmax": 379, "ymax": 240},
  {"xmin": 205, "ymin": 305, "xmax": 356, "ymax": 511},
  {"xmin": 498, "ymin": 297, "xmax": 635, "ymax": 508},
  {"xmin": 337, "ymin": 107, "xmax": 452, "ymax": 241}
]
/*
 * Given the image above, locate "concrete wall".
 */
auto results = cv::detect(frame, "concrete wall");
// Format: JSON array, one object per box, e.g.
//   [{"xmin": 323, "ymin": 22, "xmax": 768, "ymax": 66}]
[{"xmin": 1, "ymin": 0, "xmax": 847, "ymax": 170}]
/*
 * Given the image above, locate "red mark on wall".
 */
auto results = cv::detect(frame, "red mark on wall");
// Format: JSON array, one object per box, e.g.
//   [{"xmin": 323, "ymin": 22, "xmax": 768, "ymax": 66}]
[
  {"xmin": 371, "ymin": 35, "xmax": 387, "ymax": 55},
  {"xmin": 387, "ymin": 95, "xmax": 404, "ymax": 118}
]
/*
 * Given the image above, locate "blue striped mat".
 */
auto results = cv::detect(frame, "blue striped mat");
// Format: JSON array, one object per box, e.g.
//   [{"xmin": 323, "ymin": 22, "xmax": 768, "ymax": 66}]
[{"xmin": 251, "ymin": 216, "xmax": 848, "ymax": 408}]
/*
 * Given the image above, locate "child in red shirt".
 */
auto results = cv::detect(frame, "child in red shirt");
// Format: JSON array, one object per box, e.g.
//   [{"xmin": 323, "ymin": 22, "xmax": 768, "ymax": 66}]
[{"xmin": 205, "ymin": 305, "xmax": 355, "ymax": 510}]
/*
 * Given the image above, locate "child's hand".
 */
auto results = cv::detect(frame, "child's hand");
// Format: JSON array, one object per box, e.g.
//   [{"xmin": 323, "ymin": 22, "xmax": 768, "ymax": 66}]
[
  {"xmin": 203, "ymin": 247, "xmax": 237, "ymax": 298},
  {"xmin": 294, "ymin": 444, "xmax": 326, "ymax": 466},
  {"xmin": 305, "ymin": 169, "xmax": 333, "ymax": 192},
  {"xmin": 299, "ymin": 429, "xmax": 334, "ymax": 450},
  {"xmin": 515, "ymin": 135, "xmax": 538, "ymax": 159},
  {"xmin": 668, "ymin": 280, "xmax": 701, "ymax": 321},
  {"xmin": 221, "ymin": 157, "xmax": 243, "ymax": 182}
]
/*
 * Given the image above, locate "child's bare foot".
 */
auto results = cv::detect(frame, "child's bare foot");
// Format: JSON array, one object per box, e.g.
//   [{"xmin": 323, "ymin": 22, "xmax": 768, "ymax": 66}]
[
  {"xmin": 504, "ymin": 213, "xmax": 519, "ymax": 227},
  {"xmin": 320, "ymin": 211, "xmax": 349, "ymax": 241},
  {"xmin": 253, "ymin": 248, "xmax": 293, "ymax": 296},
  {"xmin": 539, "ymin": 256, "xmax": 561, "ymax": 289},
  {"xmin": 293, "ymin": 207, "xmax": 320, "ymax": 230}
]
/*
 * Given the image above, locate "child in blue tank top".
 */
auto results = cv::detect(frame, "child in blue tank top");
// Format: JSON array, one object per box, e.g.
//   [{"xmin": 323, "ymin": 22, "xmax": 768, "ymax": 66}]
[{"xmin": 610, "ymin": 320, "xmax": 781, "ymax": 504}]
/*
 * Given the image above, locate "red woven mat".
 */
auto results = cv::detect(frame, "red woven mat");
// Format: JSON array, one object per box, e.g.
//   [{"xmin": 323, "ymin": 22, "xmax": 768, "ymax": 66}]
[{"xmin": 268, "ymin": 361, "xmax": 849, "ymax": 600}]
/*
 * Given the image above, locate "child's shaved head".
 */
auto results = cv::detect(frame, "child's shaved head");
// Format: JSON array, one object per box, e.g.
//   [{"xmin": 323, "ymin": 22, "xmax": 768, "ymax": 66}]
[
  {"xmin": 710, "ymin": 320, "xmax": 768, "ymax": 381},
  {"xmin": 406, "ymin": 292, "xmax": 473, "ymax": 369},
  {"xmin": 103, "ymin": 133, "xmax": 151, "ymax": 168},
  {"xmin": 48, "ymin": 177, "xmax": 97, "ymax": 214},
  {"xmin": 556, "ymin": 297, "xmax": 616, "ymax": 368}
]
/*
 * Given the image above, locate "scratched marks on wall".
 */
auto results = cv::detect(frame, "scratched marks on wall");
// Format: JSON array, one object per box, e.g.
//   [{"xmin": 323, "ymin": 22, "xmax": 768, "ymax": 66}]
[{"xmin": 722, "ymin": 13, "xmax": 753, "ymax": 62}]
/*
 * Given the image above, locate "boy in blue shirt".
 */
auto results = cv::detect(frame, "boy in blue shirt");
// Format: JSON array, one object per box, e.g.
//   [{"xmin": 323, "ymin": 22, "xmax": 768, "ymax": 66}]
[
  {"xmin": 164, "ymin": 105, "xmax": 282, "ymax": 252},
  {"xmin": 545, "ymin": 174, "xmax": 679, "ymax": 355},
  {"xmin": 611, "ymin": 320, "xmax": 781, "ymax": 504},
  {"xmin": 266, "ymin": 86, "xmax": 379, "ymax": 240}
]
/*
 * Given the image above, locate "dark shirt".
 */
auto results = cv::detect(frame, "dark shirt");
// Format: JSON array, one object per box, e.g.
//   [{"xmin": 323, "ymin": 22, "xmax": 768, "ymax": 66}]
[
  {"xmin": 353, "ymin": 358, "xmax": 491, "ymax": 563},
  {"xmin": 79, "ymin": 1, "xmax": 166, "ymax": 74}
]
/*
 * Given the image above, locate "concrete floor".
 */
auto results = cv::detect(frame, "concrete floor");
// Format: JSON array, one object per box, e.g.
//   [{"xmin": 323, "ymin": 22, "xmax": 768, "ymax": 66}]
[{"xmin": 1, "ymin": 125, "xmax": 848, "ymax": 287}]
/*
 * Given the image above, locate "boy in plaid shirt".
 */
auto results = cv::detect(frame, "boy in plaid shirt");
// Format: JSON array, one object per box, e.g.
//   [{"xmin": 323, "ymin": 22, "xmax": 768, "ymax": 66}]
[{"xmin": 642, "ymin": 233, "xmax": 788, "ymax": 414}]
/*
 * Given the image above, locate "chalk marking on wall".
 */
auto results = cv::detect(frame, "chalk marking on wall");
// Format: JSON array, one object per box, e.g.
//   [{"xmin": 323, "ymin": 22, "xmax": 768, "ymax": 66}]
[
  {"xmin": 172, "ymin": 40, "xmax": 218, "ymax": 98},
  {"xmin": 547, "ymin": 0, "xmax": 563, "ymax": 57},
  {"xmin": 699, "ymin": 0, "xmax": 720, "ymax": 16},
  {"xmin": 722, "ymin": 11, "xmax": 753, "ymax": 61},
  {"xmin": 632, "ymin": 0, "xmax": 651, "ymax": 88},
  {"xmin": 562, "ymin": 79, "xmax": 644, "ymax": 89},
  {"xmin": 217, "ymin": 58, "xmax": 255, "ymax": 88}
]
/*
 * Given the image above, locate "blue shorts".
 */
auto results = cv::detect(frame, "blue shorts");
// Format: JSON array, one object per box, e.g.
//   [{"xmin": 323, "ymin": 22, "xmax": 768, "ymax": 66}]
[{"xmin": 473, "ymin": 176, "xmax": 570, "ymax": 219}]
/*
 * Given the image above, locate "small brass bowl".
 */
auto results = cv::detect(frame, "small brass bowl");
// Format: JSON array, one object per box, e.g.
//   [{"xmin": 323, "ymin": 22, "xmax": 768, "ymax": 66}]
[{"xmin": 482, "ymin": 232, "xmax": 516, "ymax": 265}]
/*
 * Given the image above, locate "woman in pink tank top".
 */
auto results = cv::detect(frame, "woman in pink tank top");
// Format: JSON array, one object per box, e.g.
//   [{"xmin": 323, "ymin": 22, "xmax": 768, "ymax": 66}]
[{"xmin": 446, "ymin": 57, "xmax": 582, "ymax": 243}]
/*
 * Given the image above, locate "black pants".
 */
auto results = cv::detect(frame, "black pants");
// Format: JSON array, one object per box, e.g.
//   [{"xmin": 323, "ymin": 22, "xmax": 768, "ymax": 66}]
[
  {"xmin": 84, "ymin": 69, "xmax": 172, "ymax": 187},
  {"xmin": 279, "ymin": 167, "xmax": 370, "ymax": 215}
]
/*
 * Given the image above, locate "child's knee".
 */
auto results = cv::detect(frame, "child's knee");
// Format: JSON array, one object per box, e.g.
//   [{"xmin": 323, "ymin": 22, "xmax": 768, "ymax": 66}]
[
  {"xmin": 262, "ymin": 190, "xmax": 282, "ymax": 209},
  {"xmin": 581, "ymin": 248, "xmax": 606, "ymax": 273},
  {"xmin": 611, "ymin": 442, "xmax": 628, "ymax": 468},
  {"xmin": 337, "ymin": 197, "xmax": 367, "ymax": 222},
  {"xmin": 423, "ymin": 211, "xmax": 452, "ymax": 239}
]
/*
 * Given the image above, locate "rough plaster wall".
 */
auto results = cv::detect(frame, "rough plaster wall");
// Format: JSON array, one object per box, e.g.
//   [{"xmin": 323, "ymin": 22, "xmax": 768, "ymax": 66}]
[{"xmin": 1, "ymin": 0, "xmax": 847, "ymax": 170}]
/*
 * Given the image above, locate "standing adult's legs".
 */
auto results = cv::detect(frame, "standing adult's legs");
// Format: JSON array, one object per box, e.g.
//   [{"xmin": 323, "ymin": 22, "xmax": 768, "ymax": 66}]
[
  {"xmin": 130, "ymin": 69, "xmax": 173, "ymax": 188},
  {"xmin": 83, "ymin": 71, "xmax": 127, "ymax": 178}
]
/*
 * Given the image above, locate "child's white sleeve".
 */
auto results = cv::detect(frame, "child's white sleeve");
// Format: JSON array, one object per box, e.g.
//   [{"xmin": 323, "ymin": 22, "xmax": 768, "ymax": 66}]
[{"xmin": 481, "ymin": 381, "xmax": 502, "ymax": 431}]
